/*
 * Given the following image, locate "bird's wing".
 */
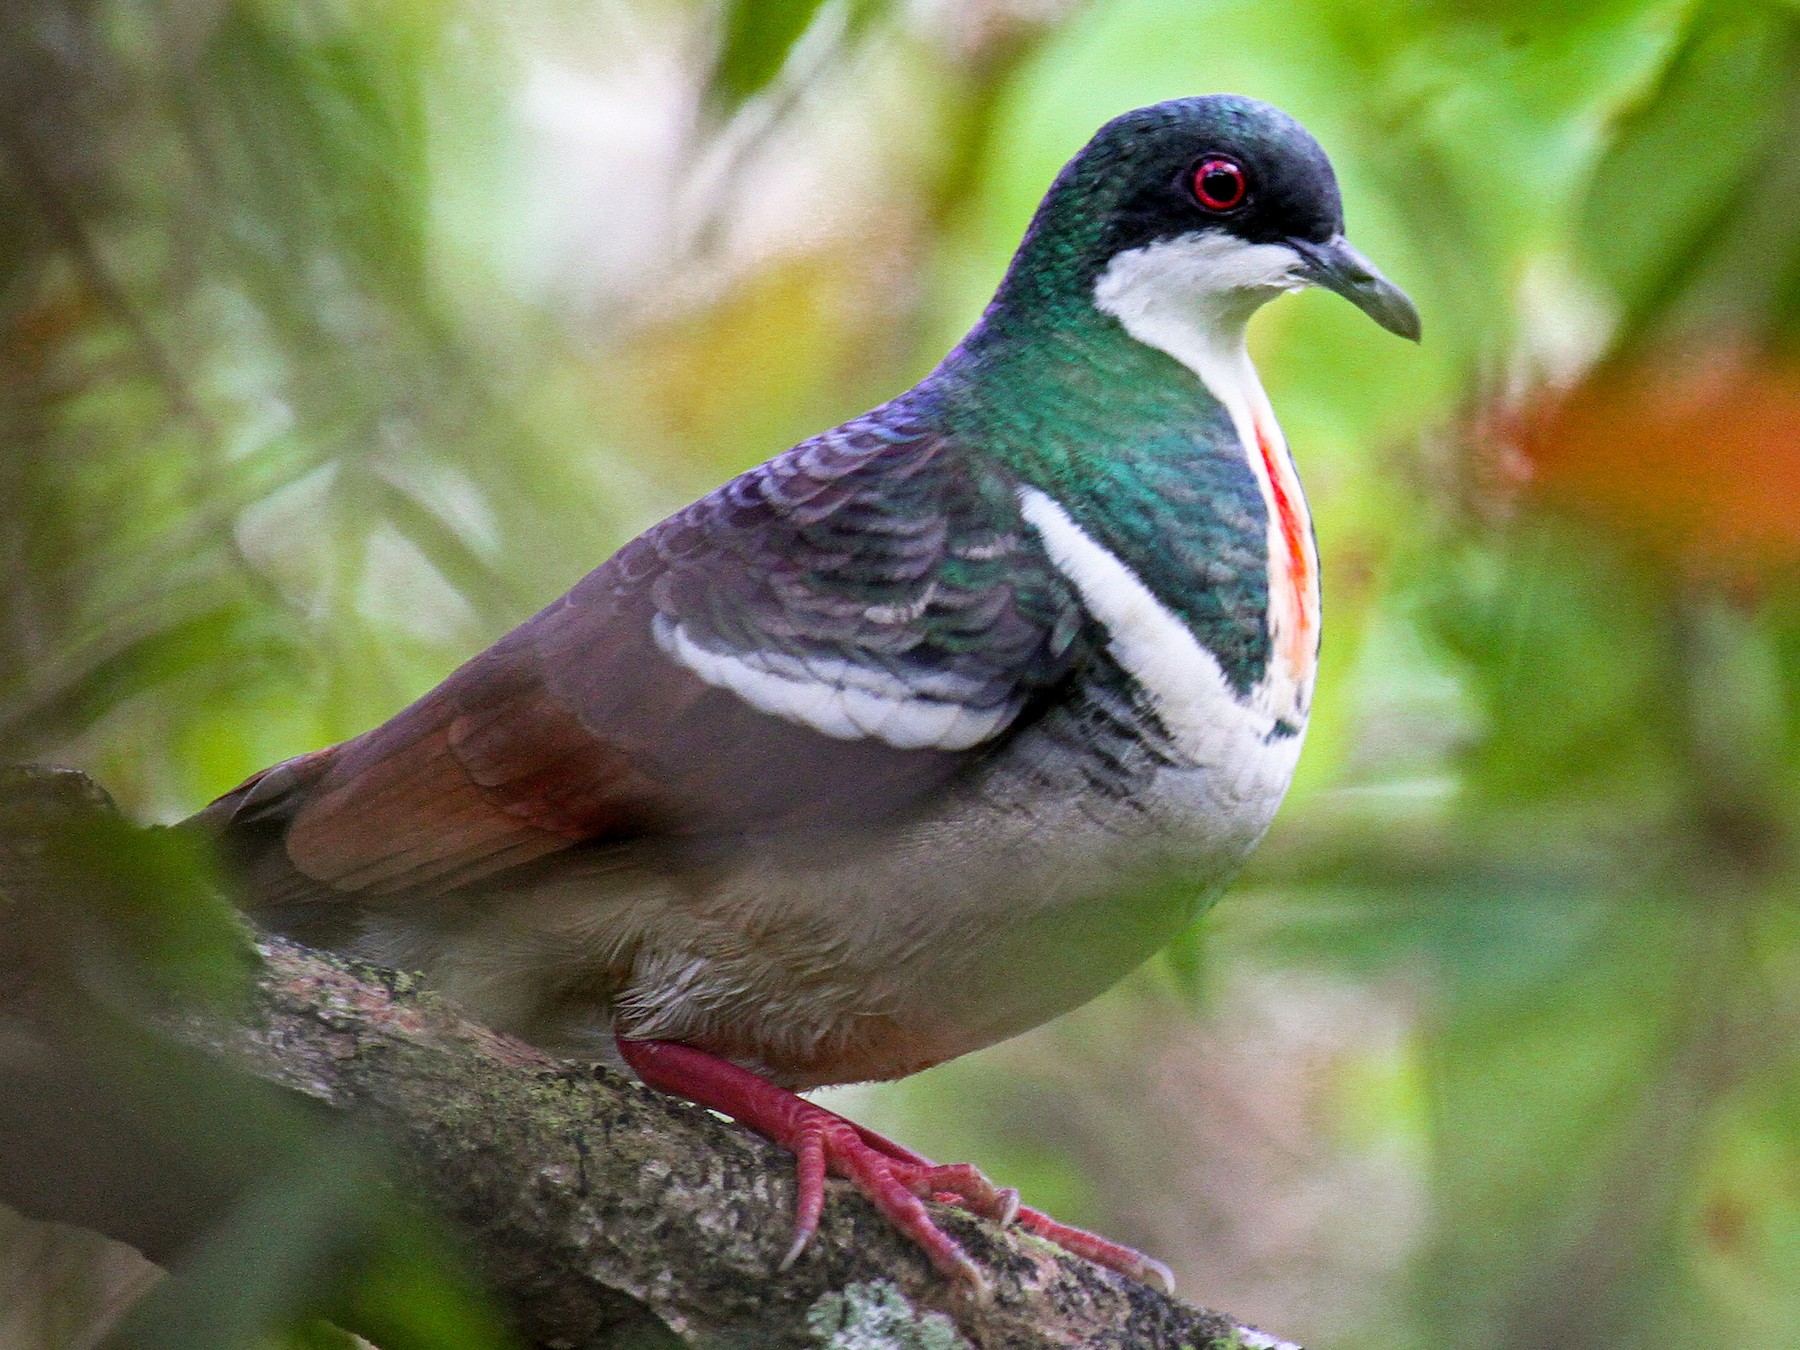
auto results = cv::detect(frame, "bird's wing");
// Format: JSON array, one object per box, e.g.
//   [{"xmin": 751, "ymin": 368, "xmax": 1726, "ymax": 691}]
[{"xmin": 206, "ymin": 409, "xmax": 1088, "ymax": 902}]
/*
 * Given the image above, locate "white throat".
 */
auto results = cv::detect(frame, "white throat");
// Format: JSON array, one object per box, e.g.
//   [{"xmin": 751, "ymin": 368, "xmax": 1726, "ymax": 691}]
[{"xmin": 1090, "ymin": 233, "xmax": 1320, "ymax": 728}]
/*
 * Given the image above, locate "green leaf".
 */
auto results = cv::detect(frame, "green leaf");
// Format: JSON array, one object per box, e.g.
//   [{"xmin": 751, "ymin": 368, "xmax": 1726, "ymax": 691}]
[
  {"xmin": 1580, "ymin": 6, "xmax": 1791, "ymax": 327},
  {"xmin": 710, "ymin": 0, "xmax": 836, "ymax": 108},
  {"xmin": 101, "ymin": 1128, "xmax": 516, "ymax": 1350},
  {"xmin": 1422, "ymin": 519, "xmax": 1681, "ymax": 806}
]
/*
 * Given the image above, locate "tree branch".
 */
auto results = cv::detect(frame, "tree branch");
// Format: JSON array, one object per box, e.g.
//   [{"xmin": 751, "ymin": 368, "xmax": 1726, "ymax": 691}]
[{"xmin": 0, "ymin": 765, "xmax": 1300, "ymax": 1350}]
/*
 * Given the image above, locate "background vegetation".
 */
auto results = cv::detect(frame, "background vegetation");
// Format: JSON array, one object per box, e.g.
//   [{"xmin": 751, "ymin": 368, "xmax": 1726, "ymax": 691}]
[{"xmin": 3, "ymin": 0, "xmax": 1798, "ymax": 1345}]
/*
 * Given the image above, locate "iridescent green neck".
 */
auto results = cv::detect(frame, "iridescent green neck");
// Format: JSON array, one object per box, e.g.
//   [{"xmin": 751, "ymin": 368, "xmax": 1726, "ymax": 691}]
[
  {"xmin": 916, "ymin": 294, "xmax": 1277, "ymax": 696},
  {"xmin": 927, "ymin": 290, "xmax": 1216, "ymax": 488}
]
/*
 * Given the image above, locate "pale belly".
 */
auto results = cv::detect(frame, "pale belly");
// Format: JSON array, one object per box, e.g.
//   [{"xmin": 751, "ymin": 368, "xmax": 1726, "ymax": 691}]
[{"xmin": 376, "ymin": 710, "xmax": 1306, "ymax": 1090}]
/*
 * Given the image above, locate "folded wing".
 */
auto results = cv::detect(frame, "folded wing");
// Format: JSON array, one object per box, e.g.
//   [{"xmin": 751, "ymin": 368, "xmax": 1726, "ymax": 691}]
[{"xmin": 202, "ymin": 406, "xmax": 1089, "ymax": 908}]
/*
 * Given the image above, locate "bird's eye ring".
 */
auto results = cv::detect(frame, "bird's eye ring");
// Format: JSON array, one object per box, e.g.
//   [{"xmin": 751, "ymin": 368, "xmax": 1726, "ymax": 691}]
[{"xmin": 1192, "ymin": 157, "xmax": 1247, "ymax": 212}]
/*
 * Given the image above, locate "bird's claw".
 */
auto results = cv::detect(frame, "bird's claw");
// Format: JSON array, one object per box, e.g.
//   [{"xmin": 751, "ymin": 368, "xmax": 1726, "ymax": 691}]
[
  {"xmin": 616, "ymin": 1037, "xmax": 1170, "ymax": 1296},
  {"xmin": 1014, "ymin": 1203, "xmax": 1176, "ymax": 1293},
  {"xmin": 776, "ymin": 1108, "xmax": 995, "ymax": 1291},
  {"xmin": 995, "ymin": 1185, "xmax": 1021, "ymax": 1227}
]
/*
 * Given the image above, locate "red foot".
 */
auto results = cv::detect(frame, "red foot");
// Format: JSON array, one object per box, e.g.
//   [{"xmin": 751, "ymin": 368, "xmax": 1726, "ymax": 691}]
[
  {"xmin": 846, "ymin": 1120, "xmax": 1174, "ymax": 1293},
  {"xmin": 616, "ymin": 1036, "xmax": 1173, "ymax": 1294}
]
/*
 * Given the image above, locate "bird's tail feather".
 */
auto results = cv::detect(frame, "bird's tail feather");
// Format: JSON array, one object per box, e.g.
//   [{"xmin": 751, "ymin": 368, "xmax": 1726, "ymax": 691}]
[{"xmin": 186, "ymin": 747, "xmax": 364, "ymax": 945}]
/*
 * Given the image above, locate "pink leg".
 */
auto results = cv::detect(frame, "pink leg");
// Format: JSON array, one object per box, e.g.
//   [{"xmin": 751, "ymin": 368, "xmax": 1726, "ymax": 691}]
[
  {"xmin": 616, "ymin": 1036, "xmax": 1172, "ymax": 1293},
  {"xmin": 618, "ymin": 1037, "xmax": 1005, "ymax": 1287},
  {"xmin": 845, "ymin": 1119, "xmax": 1174, "ymax": 1293}
]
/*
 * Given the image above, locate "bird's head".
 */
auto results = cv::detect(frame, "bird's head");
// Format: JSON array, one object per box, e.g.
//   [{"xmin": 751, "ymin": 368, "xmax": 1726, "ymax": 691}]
[{"xmin": 990, "ymin": 95, "xmax": 1419, "ymax": 346}]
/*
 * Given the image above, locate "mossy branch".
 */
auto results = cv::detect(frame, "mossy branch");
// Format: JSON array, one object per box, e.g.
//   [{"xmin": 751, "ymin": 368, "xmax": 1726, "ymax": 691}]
[{"xmin": 0, "ymin": 765, "xmax": 1298, "ymax": 1350}]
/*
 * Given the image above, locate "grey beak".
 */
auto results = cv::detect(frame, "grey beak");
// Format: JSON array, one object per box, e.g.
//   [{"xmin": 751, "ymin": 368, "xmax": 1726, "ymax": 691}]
[{"xmin": 1290, "ymin": 235, "xmax": 1421, "ymax": 342}]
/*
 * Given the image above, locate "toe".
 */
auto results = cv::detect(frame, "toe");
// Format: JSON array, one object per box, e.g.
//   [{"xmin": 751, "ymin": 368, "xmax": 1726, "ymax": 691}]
[
  {"xmin": 1014, "ymin": 1203, "xmax": 1173, "ymax": 1292},
  {"xmin": 994, "ymin": 1186, "xmax": 1021, "ymax": 1227},
  {"xmin": 1135, "ymin": 1253, "xmax": 1176, "ymax": 1295}
]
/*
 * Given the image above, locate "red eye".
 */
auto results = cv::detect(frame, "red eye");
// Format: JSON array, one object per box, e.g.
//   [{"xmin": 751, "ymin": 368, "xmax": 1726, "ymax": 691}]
[{"xmin": 1193, "ymin": 157, "xmax": 1247, "ymax": 211}]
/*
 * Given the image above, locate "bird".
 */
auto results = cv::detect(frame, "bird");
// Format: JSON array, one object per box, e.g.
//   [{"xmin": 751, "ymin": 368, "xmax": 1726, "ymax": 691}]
[{"xmin": 195, "ymin": 94, "xmax": 1419, "ymax": 1294}]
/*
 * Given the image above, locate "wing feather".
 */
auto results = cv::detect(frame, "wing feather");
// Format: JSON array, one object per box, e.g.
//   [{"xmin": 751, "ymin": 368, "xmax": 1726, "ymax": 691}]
[{"xmin": 206, "ymin": 403, "xmax": 1091, "ymax": 908}]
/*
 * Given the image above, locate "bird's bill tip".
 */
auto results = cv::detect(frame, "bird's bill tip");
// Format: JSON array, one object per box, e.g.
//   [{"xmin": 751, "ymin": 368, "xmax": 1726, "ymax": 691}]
[{"xmin": 1290, "ymin": 235, "xmax": 1421, "ymax": 342}]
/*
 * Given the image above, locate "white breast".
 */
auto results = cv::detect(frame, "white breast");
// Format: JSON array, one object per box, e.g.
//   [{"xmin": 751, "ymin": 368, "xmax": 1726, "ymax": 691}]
[
  {"xmin": 1091, "ymin": 232, "xmax": 1321, "ymax": 732},
  {"xmin": 1017, "ymin": 487, "xmax": 1296, "ymax": 777},
  {"xmin": 1014, "ymin": 489, "xmax": 1304, "ymax": 884}
]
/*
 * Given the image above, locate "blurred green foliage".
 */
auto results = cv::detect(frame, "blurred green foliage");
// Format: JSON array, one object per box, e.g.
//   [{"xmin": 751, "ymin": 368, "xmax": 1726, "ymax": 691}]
[
  {"xmin": 4, "ymin": 0, "xmax": 1800, "ymax": 1346},
  {"xmin": 107, "ymin": 1130, "xmax": 514, "ymax": 1350}
]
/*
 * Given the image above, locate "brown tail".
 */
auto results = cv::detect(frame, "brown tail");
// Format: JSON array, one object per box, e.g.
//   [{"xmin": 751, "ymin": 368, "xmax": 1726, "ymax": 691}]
[{"xmin": 186, "ymin": 747, "xmax": 363, "ymax": 946}]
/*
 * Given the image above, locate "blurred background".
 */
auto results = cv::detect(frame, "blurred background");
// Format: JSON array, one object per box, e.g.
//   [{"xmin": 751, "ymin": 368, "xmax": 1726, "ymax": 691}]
[{"xmin": 3, "ymin": 0, "xmax": 1799, "ymax": 1345}]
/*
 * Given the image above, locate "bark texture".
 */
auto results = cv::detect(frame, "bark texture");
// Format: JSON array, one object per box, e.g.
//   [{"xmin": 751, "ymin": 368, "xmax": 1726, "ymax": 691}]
[{"xmin": 0, "ymin": 764, "xmax": 1300, "ymax": 1350}]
